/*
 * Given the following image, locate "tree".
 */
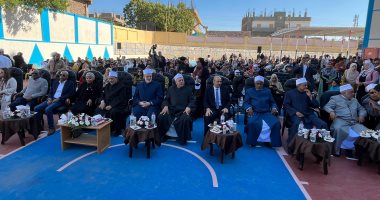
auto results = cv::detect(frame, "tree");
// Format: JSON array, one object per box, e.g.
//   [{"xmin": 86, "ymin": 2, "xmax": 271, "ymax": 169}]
[
  {"xmin": 123, "ymin": 0, "xmax": 194, "ymax": 34},
  {"xmin": 0, "ymin": 0, "xmax": 69, "ymax": 12}
]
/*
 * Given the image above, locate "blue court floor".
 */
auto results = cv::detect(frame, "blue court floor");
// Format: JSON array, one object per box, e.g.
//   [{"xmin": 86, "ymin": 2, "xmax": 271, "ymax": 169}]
[{"xmin": 0, "ymin": 117, "xmax": 307, "ymax": 200}]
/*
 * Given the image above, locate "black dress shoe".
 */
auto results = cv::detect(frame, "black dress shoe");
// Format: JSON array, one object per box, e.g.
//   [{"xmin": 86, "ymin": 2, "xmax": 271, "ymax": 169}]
[
  {"xmin": 264, "ymin": 142, "xmax": 272, "ymax": 148},
  {"xmin": 47, "ymin": 128, "xmax": 56, "ymax": 136},
  {"xmin": 111, "ymin": 130, "xmax": 120, "ymax": 137}
]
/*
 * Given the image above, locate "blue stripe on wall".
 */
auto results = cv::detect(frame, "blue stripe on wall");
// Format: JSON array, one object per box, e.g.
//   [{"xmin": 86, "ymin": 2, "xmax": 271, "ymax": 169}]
[
  {"xmin": 40, "ymin": 9, "xmax": 50, "ymax": 42},
  {"xmin": 74, "ymin": 15, "xmax": 79, "ymax": 43},
  {"xmin": 363, "ymin": 0, "xmax": 375, "ymax": 48},
  {"xmin": 96, "ymin": 21, "xmax": 99, "ymax": 44},
  {"xmin": 0, "ymin": 7, "xmax": 4, "ymax": 39}
]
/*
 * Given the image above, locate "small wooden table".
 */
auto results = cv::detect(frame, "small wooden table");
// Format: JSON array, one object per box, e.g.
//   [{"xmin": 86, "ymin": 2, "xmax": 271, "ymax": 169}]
[
  {"xmin": 124, "ymin": 127, "xmax": 161, "ymax": 159},
  {"xmin": 355, "ymin": 137, "xmax": 380, "ymax": 174},
  {"xmin": 60, "ymin": 120, "xmax": 112, "ymax": 154},
  {"xmin": 201, "ymin": 130, "xmax": 243, "ymax": 164},
  {"xmin": 0, "ymin": 113, "xmax": 39, "ymax": 146},
  {"xmin": 288, "ymin": 135, "xmax": 333, "ymax": 175}
]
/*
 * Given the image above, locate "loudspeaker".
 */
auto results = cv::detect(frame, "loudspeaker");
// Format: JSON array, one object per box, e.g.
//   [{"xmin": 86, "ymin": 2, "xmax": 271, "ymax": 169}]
[
  {"xmin": 257, "ymin": 46, "xmax": 262, "ymax": 53},
  {"xmin": 117, "ymin": 43, "xmax": 121, "ymax": 50}
]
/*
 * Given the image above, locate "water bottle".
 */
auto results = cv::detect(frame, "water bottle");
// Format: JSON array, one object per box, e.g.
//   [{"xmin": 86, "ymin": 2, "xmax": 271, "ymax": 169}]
[
  {"xmin": 151, "ymin": 112, "xmax": 156, "ymax": 125},
  {"xmin": 25, "ymin": 104, "xmax": 31, "ymax": 116},
  {"xmin": 238, "ymin": 97, "xmax": 243, "ymax": 107},
  {"xmin": 298, "ymin": 121, "xmax": 304, "ymax": 136},
  {"xmin": 220, "ymin": 114, "xmax": 225, "ymax": 123},
  {"xmin": 310, "ymin": 133, "xmax": 316, "ymax": 143},
  {"xmin": 67, "ymin": 111, "xmax": 73, "ymax": 121},
  {"xmin": 130, "ymin": 113, "xmax": 136, "ymax": 127}
]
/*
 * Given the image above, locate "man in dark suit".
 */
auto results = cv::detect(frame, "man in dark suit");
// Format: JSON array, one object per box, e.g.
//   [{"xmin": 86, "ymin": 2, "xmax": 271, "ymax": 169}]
[
  {"xmin": 203, "ymin": 76, "xmax": 231, "ymax": 134},
  {"xmin": 293, "ymin": 54, "xmax": 317, "ymax": 91},
  {"xmin": 35, "ymin": 70, "xmax": 75, "ymax": 135}
]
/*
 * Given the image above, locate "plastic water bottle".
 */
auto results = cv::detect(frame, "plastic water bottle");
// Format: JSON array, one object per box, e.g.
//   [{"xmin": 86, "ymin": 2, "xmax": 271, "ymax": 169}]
[
  {"xmin": 67, "ymin": 111, "xmax": 73, "ymax": 121},
  {"xmin": 298, "ymin": 121, "xmax": 304, "ymax": 136},
  {"xmin": 220, "ymin": 114, "xmax": 225, "ymax": 123},
  {"xmin": 25, "ymin": 104, "xmax": 31, "ymax": 116},
  {"xmin": 130, "ymin": 113, "xmax": 136, "ymax": 127},
  {"xmin": 238, "ymin": 97, "xmax": 243, "ymax": 107},
  {"xmin": 151, "ymin": 112, "xmax": 156, "ymax": 125}
]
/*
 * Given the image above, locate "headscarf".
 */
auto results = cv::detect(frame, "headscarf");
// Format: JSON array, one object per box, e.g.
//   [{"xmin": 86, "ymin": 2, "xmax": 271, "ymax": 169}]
[
  {"xmin": 359, "ymin": 60, "xmax": 375, "ymax": 77},
  {"xmin": 345, "ymin": 63, "xmax": 359, "ymax": 84}
]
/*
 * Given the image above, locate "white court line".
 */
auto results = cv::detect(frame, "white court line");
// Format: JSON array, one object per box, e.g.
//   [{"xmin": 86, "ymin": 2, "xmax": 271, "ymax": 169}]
[
  {"xmin": 300, "ymin": 181, "xmax": 309, "ymax": 185},
  {"xmin": 276, "ymin": 148, "xmax": 312, "ymax": 200},
  {"xmin": 161, "ymin": 143, "xmax": 218, "ymax": 187},
  {"xmin": 0, "ymin": 131, "xmax": 48, "ymax": 160},
  {"xmin": 56, "ymin": 143, "xmax": 219, "ymax": 188}
]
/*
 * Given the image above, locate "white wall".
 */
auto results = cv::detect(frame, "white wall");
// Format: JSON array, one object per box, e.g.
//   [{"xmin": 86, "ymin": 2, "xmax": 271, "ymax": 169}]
[
  {"xmin": 252, "ymin": 21, "xmax": 275, "ymax": 28},
  {"xmin": 288, "ymin": 21, "xmax": 310, "ymax": 28},
  {"xmin": 1, "ymin": 7, "xmax": 42, "ymax": 41},
  {"xmin": 77, "ymin": 17, "xmax": 96, "ymax": 44},
  {"xmin": 0, "ymin": 40, "xmax": 114, "ymax": 64},
  {"xmin": 49, "ymin": 12, "xmax": 75, "ymax": 43},
  {"xmin": 98, "ymin": 22, "xmax": 111, "ymax": 44}
]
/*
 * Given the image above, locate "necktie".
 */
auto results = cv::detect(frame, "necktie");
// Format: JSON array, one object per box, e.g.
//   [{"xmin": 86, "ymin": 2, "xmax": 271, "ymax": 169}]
[{"xmin": 215, "ymin": 88, "xmax": 220, "ymax": 109}]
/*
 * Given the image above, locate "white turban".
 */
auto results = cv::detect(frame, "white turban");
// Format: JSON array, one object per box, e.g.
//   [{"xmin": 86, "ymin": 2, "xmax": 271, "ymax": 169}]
[
  {"xmin": 254, "ymin": 75, "xmax": 264, "ymax": 82},
  {"xmin": 108, "ymin": 71, "xmax": 118, "ymax": 78},
  {"xmin": 174, "ymin": 73, "xmax": 183, "ymax": 81},
  {"xmin": 340, "ymin": 84, "xmax": 353, "ymax": 92},
  {"xmin": 365, "ymin": 83, "xmax": 377, "ymax": 92},
  {"xmin": 296, "ymin": 78, "xmax": 307, "ymax": 85},
  {"xmin": 143, "ymin": 68, "xmax": 153, "ymax": 75}
]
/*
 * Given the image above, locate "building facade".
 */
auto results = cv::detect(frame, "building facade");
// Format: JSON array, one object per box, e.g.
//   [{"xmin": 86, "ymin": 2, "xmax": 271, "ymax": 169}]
[
  {"xmin": 89, "ymin": 12, "xmax": 126, "ymax": 26},
  {"xmin": 242, "ymin": 10, "xmax": 311, "ymax": 37},
  {"xmin": 67, "ymin": 0, "xmax": 92, "ymax": 16}
]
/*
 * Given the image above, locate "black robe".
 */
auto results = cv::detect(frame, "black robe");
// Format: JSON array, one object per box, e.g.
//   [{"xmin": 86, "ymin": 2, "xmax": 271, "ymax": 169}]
[
  {"xmin": 71, "ymin": 82, "xmax": 102, "ymax": 115},
  {"xmin": 95, "ymin": 81, "xmax": 128, "ymax": 135},
  {"xmin": 157, "ymin": 85, "xmax": 195, "ymax": 144}
]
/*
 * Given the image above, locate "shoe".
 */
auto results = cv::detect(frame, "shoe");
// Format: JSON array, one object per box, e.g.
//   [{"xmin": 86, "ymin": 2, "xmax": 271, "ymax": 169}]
[
  {"xmin": 111, "ymin": 130, "xmax": 120, "ymax": 137},
  {"xmin": 264, "ymin": 142, "xmax": 272, "ymax": 148},
  {"xmin": 47, "ymin": 128, "xmax": 56, "ymax": 136}
]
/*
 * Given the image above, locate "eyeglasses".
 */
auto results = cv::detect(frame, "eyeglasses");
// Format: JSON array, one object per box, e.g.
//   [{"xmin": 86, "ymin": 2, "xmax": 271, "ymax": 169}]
[{"xmin": 369, "ymin": 92, "xmax": 376, "ymax": 94}]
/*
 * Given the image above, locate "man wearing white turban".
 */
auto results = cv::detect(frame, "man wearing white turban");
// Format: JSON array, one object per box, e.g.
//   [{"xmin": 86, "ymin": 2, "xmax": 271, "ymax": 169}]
[
  {"xmin": 324, "ymin": 84, "xmax": 368, "ymax": 157},
  {"xmin": 157, "ymin": 74, "xmax": 195, "ymax": 145}
]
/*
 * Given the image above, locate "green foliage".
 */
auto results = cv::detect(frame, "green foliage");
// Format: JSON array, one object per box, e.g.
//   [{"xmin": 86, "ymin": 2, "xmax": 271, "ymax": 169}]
[
  {"xmin": 0, "ymin": 0, "xmax": 69, "ymax": 12},
  {"xmin": 123, "ymin": 0, "xmax": 194, "ymax": 33}
]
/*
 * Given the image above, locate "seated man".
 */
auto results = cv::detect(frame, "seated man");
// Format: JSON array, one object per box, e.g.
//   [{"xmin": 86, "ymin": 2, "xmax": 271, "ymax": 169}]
[
  {"xmin": 158, "ymin": 74, "xmax": 195, "ymax": 145},
  {"xmin": 204, "ymin": 76, "xmax": 231, "ymax": 135},
  {"xmin": 132, "ymin": 68, "xmax": 164, "ymax": 120},
  {"xmin": 10, "ymin": 70, "xmax": 48, "ymax": 111},
  {"xmin": 95, "ymin": 71, "xmax": 128, "ymax": 136},
  {"xmin": 35, "ymin": 70, "xmax": 75, "ymax": 135},
  {"xmin": 70, "ymin": 72, "xmax": 102, "ymax": 116},
  {"xmin": 244, "ymin": 76, "xmax": 281, "ymax": 147},
  {"xmin": 362, "ymin": 84, "xmax": 380, "ymax": 130},
  {"xmin": 283, "ymin": 78, "xmax": 327, "ymax": 143},
  {"xmin": 324, "ymin": 84, "xmax": 368, "ymax": 157}
]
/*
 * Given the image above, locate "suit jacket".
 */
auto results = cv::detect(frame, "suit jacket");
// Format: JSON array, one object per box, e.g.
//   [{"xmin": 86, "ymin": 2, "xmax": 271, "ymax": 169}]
[
  {"xmin": 49, "ymin": 80, "xmax": 75, "ymax": 103},
  {"xmin": 204, "ymin": 85, "xmax": 231, "ymax": 111},
  {"xmin": 294, "ymin": 64, "xmax": 317, "ymax": 84}
]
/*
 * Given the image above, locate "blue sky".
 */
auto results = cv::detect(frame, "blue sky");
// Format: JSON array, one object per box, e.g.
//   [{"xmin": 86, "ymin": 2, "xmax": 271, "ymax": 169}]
[{"xmin": 89, "ymin": 0, "xmax": 369, "ymax": 31}]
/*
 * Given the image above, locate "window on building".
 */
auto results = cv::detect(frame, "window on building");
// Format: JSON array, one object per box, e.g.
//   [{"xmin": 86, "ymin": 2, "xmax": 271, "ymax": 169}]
[{"xmin": 257, "ymin": 24, "xmax": 261, "ymax": 28}]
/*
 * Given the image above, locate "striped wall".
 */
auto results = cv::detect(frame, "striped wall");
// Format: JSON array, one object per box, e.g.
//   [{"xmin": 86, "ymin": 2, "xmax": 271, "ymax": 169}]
[
  {"xmin": 363, "ymin": 0, "xmax": 380, "ymax": 48},
  {"xmin": 0, "ymin": 7, "xmax": 114, "ymax": 66}
]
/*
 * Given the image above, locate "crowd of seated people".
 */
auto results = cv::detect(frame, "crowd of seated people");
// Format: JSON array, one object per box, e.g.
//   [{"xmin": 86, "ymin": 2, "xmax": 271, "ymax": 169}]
[{"xmin": 1, "ymin": 48, "xmax": 380, "ymax": 158}]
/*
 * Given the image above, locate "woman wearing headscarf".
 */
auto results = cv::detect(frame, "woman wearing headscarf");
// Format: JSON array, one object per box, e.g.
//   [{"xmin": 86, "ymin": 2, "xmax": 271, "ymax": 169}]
[
  {"xmin": 269, "ymin": 74, "xmax": 284, "ymax": 111},
  {"xmin": 0, "ymin": 68, "xmax": 17, "ymax": 110},
  {"xmin": 69, "ymin": 72, "xmax": 102, "ymax": 115},
  {"xmin": 318, "ymin": 60, "xmax": 338, "ymax": 93},
  {"xmin": 341, "ymin": 63, "xmax": 359, "ymax": 91},
  {"xmin": 356, "ymin": 60, "xmax": 379, "ymax": 102},
  {"xmin": 192, "ymin": 58, "xmax": 209, "ymax": 118}
]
